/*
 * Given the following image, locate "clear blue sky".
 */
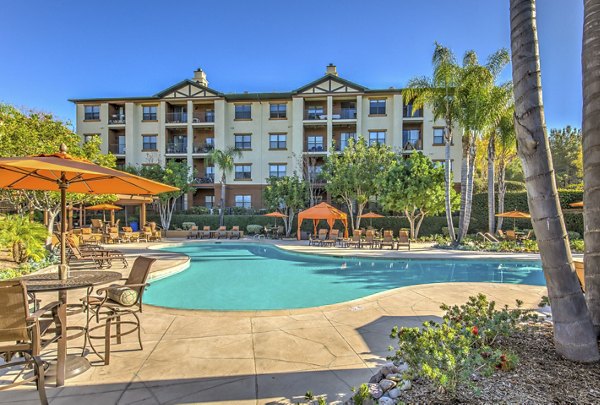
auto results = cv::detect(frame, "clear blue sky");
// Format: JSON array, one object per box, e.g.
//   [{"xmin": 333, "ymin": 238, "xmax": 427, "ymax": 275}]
[{"xmin": 0, "ymin": 0, "xmax": 582, "ymax": 130}]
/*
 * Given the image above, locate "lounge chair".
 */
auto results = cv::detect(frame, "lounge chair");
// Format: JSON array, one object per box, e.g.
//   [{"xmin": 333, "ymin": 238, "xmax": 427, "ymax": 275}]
[
  {"xmin": 506, "ymin": 230, "xmax": 518, "ymax": 241},
  {"xmin": 122, "ymin": 226, "xmax": 140, "ymax": 243},
  {"xmin": 497, "ymin": 229, "xmax": 506, "ymax": 239},
  {"xmin": 346, "ymin": 230, "xmax": 362, "ymax": 248},
  {"xmin": 198, "ymin": 226, "xmax": 211, "ymax": 239},
  {"xmin": 216, "ymin": 226, "xmax": 227, "ymax": 239},
  {"xmin": 396, "ymin": 230, "xmax": 411, "ymax": 251},
  {"xmin": 316, "ymin": 229, "xmax": 329, "ymax": 246},
  {"xmin": 326, "ymin": 229, "xmax": 340, "ymax": 247},
  {"xmin": 79, "ymin": 227, "xmax": 102, "ymax": 245},
  {"xmin": 0, "ymin": 280, "xmax": 65, "ymax": 405},
  {"xmin": 147, "ymin": 222, "xmax": 162, "ymax": 241},
  {"xmin": 228, "ymin": 226, "xmax": 241, "ymax": 239},
  {"xmin": 85, "ymin": 256, "xmax": 156, "ymax": 365},
  {"xmin": 521, "ymin": 230, "xmax": 534, "ymax": 241},
  {"xmin": 362, "ymin": 230, "xmax": 375, "ymax": 249},
  {"xmin": 187, "ymin": 225, "xmax": 199, "ymax": 239},
  {"xmin": 140, "ymin": 226, "xmax": 153, "ymax": 242},
  {"xmin": 67, "ymin": 238, "xmax": 128, "ymax": 268},
  {"xmin": 380, "ymin": 230, "xmax": 395, "ymax": 249}
]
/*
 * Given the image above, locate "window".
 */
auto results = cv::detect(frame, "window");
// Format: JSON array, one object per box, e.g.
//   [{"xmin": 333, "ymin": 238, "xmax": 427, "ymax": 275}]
[
  {"xmin": 235, "ymin": 195, "xmax": 252, "ymax": 208},
  {"xmin": 142, "ymin": 135, "xmax": 158, "ymax": 151},
  {"xmin": 234, "ymin": 134, "xmax": 252, "ymax": 149},
  {"xmin": 269, "ymin": 164, "xmax": 287, "ymax": 178},
  {"xmin": 143, "ymin": 105, "xmax": 157, "ymax": 121},
  {"xmin": 403, "ymin": 129, "xmax": 421, "ymax": 149},
  {"xmin": 307, "ymin": 105, "xmax": 324, "ymax": 120},
  {"xmin": 433, "ymin": 128, "xmax": 445, "ymax": 145},
  {"xmin": 205, "ymin": 195, "xmax": 215, "ymax": 208},
  {"xmin": 368, "ymin": 131, "xmax": 385, "ymax": 146},
  {"xmin": 269, "ymin": 134, "xmax": 287, "ymax": 149},
  {"xmin": 235, "ymin": 104, "xmax": 252, "ymax": 120},
  {"xmin": 205, "ymin": 166, "xmax": 215, "ymax": 180},
  {"xmin": 403, "ymin": 102, "xmax": 423, "ymax": 118},
  {"xmin": 369, "ymin": 99, "xmax": 386, "ymax": 115},
  {"xmin": 83, "ymin": 134, "xmax": 99, "ymax": 144},
  {"xmin": 340, "ymin": 132, "xmax": 357, "ymax": 151},
  {"xmin": 84, "ymin": 105, "xmax": 100, "ymax": 120},
  {"xmin": 205, "ymin": 109, "xmax": 215, "ymax": 122},
  {"xmin": 234, "ymin": 164, "xmax": 252, "ymax": 180},
  {"xmin": 307, "ymin": 165, "xmax": 323, "ymax": 182},
  {"xmin": 340, "ymin": 101, "xmax": 357, "ymax": 119},
  {"xmin": 307, "ymin": 135, "xmax": 324, "ymax": 151},
  {"xmin": 270, "ymin": 103, "xmax": 287, "ymax": 119}
]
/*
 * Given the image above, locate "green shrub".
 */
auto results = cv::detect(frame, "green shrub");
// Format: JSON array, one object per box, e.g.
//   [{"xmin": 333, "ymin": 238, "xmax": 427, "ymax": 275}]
[
  {"xmin": 185, "ymin": 206, "xmax": 211, "ymax": 215},
  {"xmin": 389, "ymin": 294, "xmax": 534, "ymax": 394},
  {"xmin": 181, "ymin": 222, "xmax": 196, "ymax": 230},
  {"xmin": 246, "ymin": 224, "xmax": 263, "ymax": 234},
  {"xmin": 571, "ymin": 239, "xmax": 584, "ymax": 252},
  {"xmin": 567, "ymin": 231, "xmax": 581, "ymax": 240},
  {"xmin": 442, "ymin": 226, "xmax": 460, "ymax": 237},
  {"xmin": 0, "ymin": 215, "xmax": 48, "ymax": 264}
]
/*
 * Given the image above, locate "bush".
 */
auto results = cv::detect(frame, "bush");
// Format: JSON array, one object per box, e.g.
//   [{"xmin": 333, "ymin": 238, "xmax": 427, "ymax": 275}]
[
  {"xmin": 571, "ymin": 239, "xmax": 584, "ymax": 252},
  {"xmin": 246, "ymin": 224, "xmax": 263, "ymax": 235},
  {"xmin": 181, "ymin": 222, "xmax": 196, "ymax": 230},
  {"xmin": 185, "ymin": 206, "xmax": 211, "ymax": 215},
  {"xmin": 389, "ymin": 294, "xmax": 535, "ymax": 394},
  {"xmin": 567, "ymin": 231, "xmax": 581, "ymax": 240}
]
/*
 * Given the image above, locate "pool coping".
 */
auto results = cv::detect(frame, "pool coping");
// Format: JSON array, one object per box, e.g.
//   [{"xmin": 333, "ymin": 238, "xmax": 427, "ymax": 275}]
[{"xmin": 142, "ymin": 239, "xmax": 547, "ymax": 316}]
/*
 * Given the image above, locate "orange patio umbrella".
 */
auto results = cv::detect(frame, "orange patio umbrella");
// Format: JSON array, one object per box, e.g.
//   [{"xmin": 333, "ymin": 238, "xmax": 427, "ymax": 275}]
[
  {"xmin": 495, "ymin": 210, "xmax": 531, "ymax": 230},
  {"xmin": 0, "ymin": 144, "xmax": 178, "ymax": 280},
  {"xmin": 297, "ymin": 202, "xmax": 348, "ymax": 240},
  {"xmin": 263, "ymin": 211, "xmax": 288, "ymax": 227},
  {"xmin": 570, "ymin": 201, "xmax": 584, "ymax": 208},
  {"xmin": 85, "ymin": 203, "xmax": 123, "ymax": 224},
  {"xmin": 358, "ymin": 212, "xmax": 384, "ymax": 227}
]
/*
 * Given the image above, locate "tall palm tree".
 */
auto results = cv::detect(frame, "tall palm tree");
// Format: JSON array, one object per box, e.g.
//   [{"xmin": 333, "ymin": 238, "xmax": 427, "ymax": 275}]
[
  {"xmin": 454, "ymin": 49, "xmax": 510, "ymax": 242},
  {"xmin": 209, "ymin": 147, "xmax": 242, "ymax": 226},
  {"xmin": 495, "ymin": 106, "xmax": 518, "ymax": 233},
  {"xmin": 583, "ymin": 0, "xmax": 600, "ymax": 335},
  {"xmin": 510, "ymin": 0, "xmax": 598, "ymax": 361},
  {"xmin": 403, "ymin": 43, "xmax": 461, "ymax": 241}
]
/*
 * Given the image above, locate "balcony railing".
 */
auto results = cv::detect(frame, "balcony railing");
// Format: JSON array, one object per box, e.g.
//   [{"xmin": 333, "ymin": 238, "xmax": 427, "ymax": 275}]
[
  {"xmin": 109, "ymin": 143, "xmax": 126, "ymax": 154},
  {"xmin": 333, "ymin": 108, "xmax": 357, "ymax": 119},
  {"xmin": 305, "ymin": 144, "xmax": 325, "ymax": 152},
  {"xmin": 108, "ymin": 114, "xmax": 126, "ymax": 124},
  {"xmin": 403, "ymin": 105, "xmax": 424, "ymax": 118},
  {"xmin": 304, "ymin": 111, "xmax": 326, "ymax": 120},
  {"xmin": 192, "ymin": 175, "xmax": 215, "ymax": 184},
  {"xmin": 192, "ymin": 111, "xmax": 215, "ymax": 123},
  {"xmin": 193, "ymin": 143, "xmax": 215, "ymax": 153},
  {"xmin": 166, "ymin": 112, "xmax": 188, "ymax": 123},
  {"xmin": 166, "ymin": 143, "xmax": 187, "ymax": 154}
]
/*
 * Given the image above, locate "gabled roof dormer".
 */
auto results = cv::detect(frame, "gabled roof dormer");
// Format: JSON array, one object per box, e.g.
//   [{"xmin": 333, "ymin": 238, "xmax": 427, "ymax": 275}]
[
  {"xmin": 294, "ymin": 65, "xmax": 367, "ymax": 95},
  {"xmin": 155, "ymin": 79, "xmax": 223, "ymax": 99}
]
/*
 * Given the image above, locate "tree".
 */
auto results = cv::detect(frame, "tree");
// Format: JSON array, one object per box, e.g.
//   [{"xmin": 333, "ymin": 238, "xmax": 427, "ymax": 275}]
[
  {"xmin": 323, "ymin": 137, "xmax": 395, "ymax": 230},
  {"xmin": 403, "ymin": 43, "xmax": 462, "ymax": 241},
  {"xmin": 454, "ymin": 50, "xmax": 511, "ymax": 242},
  {"xmin": 495, "ymin": 106, "xmax": 518, "ymax": 233},
  {"xmin": 549, "ymin": 126, "xmax": 583, "ymax": 188},
  {"xmin": 0, "ymin": 105, "xmax": 117, "ymax": 239},
  {"xmin": 127, "ymin": 160, "xmax": 194, "ymax": 230},
  {"xmin": 294, "ymin": 153, "xmax": 325, "ymax": 207},
  {"xmin": 378, "ymin": 153, "xmax": 458, "ymax": 239},
  {"xmin": 510, "ymin": 0, "xmax": 599, "ymax": 361},
  {"xmin": 209, "ymin": 147, "xmax": 242, "ymax": 226},
  {"xmin": 263, "ymin": 175, "xmax": 307, "ymax": 236},
  {"xmin": 583, "ymin": 0, "xmax": 600, "ymax": 335}
]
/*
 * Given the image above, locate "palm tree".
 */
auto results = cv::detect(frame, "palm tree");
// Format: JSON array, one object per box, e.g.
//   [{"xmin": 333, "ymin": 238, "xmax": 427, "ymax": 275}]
[
  {"xmin": 0, "ymin": 215, "xmax": 48, "ymax": 263},
  {"xmin": 209, "ymin": 147, "xmax": 242, "ymax": 226},
  {"xmin": 495, "ymin": 106, "xmax": 517, "ymax": 233},
  {"xmin": 510, "ymin": 0, "xmax": 598, "ymax": 361},
  {"xmin": 583, "ymin": 0, "xmax": 600, "ymax": 335},
  {"xmin": 403, "ymin": 43, "xmax": 461, "ymax": 241},
  {"xmin": 454, "ymin": 49, "xmax": 510, "ymax": 242}
]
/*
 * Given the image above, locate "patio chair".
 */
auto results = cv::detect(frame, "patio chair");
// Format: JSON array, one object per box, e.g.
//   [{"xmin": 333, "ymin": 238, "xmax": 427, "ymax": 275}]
[
  {"xmin": 122, "ymin": 226, "xmax": 140, "ymax": 243},
  {"xmin": 497, "ymin": 229, "xmax": 507, "ymax": 239},
  {"xmin": 362, "ymin": 230, "xmax": 375, "ymax": 249},
  {"xmin": 198, "ymin": 226, "xmax": 211, "ymax": 239},
  {"xmin": 187, "ymin": 225, "xmax": 199, "ymax": 239},
  {"xmin": 521, "ymin": 230, "xmax": 534, "ymax": 241},
  {"xmin": 104, "ymin": 227, "xmax": 122, "ymax": 244},
  {"xmin": 0, "ymin": 280, "xmax": 65, "ymax": 405},
  {"xmin": 79, "ymin": 227, "xmax": 101, "ymax": 245},
  {"xmin": 67, "ymin": 238, "xmax": 128, "ymax": 268},
  {"xmin": 216, "ymin": 226, "xmax": 227, "ymax": 239},
  {"xmin": 228, "ymin": 226, "xmax": 241, "ymax": 239},
  {"xmin": 326, "ymin": 229, "xmax": 340, "ymax": 247},
  {"xmin": 90, "ymin": 218, "xmax": 103, "ymax": 233},
  {"xmin": 396, "ymin": 230, "xmax": 411, "ymax": 251},
  {"xmin": 380, "ymin": 230, "xmax": 395, "ymax": 249},
  {"xmin": 85, "ymin": 256, "xmax": 156, "ymax": 366},
  {"xmin": 147, "ymin": 222, "xmax": 162, "ymax": 241},
  {"xmin": 316, "ymin": 229, "xmax": 329, "ymax": 246},
  {"xmin": 505, "ymin": 230, "xmax": 518, "ymax": 241},
  {"xmin": 140, "ymin": 226, "xmax": 153, "ymax": 242},
  {"xmin": 346, "ymin": 230, "xmax": 362, "ymax": 248}
]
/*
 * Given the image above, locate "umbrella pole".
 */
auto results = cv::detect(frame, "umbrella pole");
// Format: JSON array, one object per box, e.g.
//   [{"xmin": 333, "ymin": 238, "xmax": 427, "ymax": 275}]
[{"xmin": 59, "ymin": 175, "xmax": 68, "ymax": 280}]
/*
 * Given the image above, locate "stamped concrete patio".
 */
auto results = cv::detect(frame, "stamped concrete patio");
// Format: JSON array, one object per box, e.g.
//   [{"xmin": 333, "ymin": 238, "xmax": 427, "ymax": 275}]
[{"xmin": 1, "ymin": 240, "xmax": 547, "ymax": 405}]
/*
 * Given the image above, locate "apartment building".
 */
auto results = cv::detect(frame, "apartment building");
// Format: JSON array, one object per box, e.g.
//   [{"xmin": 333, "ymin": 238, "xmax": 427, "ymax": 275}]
[{"xmin": 71, "ymin": 65, "xmax": 462, "ymax": 210}]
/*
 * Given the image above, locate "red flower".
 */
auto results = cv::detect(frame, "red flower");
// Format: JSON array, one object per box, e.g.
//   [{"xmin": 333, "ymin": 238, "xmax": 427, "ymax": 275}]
[{"xmin": 471, "ymin": 326, "xmax": 479, "ymax": 336}]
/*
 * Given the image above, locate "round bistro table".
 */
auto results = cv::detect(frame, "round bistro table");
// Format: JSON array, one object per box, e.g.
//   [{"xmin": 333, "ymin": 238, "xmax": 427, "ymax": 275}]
[{"xmin": 21, "ymin": 270, "xmax": 122, "ymax": 386}]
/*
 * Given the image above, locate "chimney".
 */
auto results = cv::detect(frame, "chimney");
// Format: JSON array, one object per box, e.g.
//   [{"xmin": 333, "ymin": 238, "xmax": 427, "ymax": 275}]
[
  {"xmin": 193, "ymin": 68, "xmax": 208, "ymax": 87},
  {"xmin": 326, "ymin": 63, "xmax": 338, "ymax": 76}
]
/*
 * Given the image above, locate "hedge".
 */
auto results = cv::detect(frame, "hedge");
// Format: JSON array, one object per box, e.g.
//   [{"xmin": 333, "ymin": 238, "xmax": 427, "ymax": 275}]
[
  {"xmin": 146, "ymin": 214, "xmax": 458, "ymax": 237},
  {"xmin": 470, "ymin": 190, "xmax": 583, "ymax": 234}
]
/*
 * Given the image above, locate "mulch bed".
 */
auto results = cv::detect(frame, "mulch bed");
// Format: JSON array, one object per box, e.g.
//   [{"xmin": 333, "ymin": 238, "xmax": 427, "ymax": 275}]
[{"xmin": 400, "ymin": 323, "xmax": 600, "ymax": 404}]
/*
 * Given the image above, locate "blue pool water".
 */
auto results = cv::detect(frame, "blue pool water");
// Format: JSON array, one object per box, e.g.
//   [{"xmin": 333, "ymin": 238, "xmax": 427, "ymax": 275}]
[{"xmin": 144, "ymin": 243, "xmax": 545, "ymax": 311}]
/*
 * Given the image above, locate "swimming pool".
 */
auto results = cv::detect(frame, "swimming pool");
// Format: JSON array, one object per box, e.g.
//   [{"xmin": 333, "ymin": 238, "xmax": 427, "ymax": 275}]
[{"xmin": 144, "ymin": 243, "xmax": 545, "ymax": 311}]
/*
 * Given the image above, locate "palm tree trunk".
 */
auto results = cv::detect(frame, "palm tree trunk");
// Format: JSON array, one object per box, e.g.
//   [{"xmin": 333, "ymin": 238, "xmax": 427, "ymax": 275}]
[
  {"xmin": 219, "ymin": 174, "xmax": 226, "ymax": 226},
  {"xmin": 510, "ymin": 0, "xmax": 599, "ymax": 361},
  {"xmin": 457, "ymin": 131, "xmax": 471, "ymax": 243},
  {"xmin": 444, "ymin": 131, "xmax": 456, "ymax": 241},
  {"xmin": 487, "ymin": 133, "xmax": 496, "ymax": 233},
  {"xmin": 583, "ymin": 0, "xmax": 600, "ymax": 335},
  {"xmin": 496, "ymin": 160, "xmax": 506, "ymax": 233},
  {"xmin": 459, "ymin": 135, "xmax": 477, "ymax": 241}
]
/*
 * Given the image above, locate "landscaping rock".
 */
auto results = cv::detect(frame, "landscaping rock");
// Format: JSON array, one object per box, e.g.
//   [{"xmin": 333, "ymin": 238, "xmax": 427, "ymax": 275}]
[
  {"xmin": 368, "ymin": 371, "xmax": 384, "ymax": 384},
  {"xmin": 387, "ymin": 388, "xmax": 401, "ymax": 399},
  {"xmin": 378, "ymin": 397, "xmax": 395, "ymax": 405},
  {"xmin": 368, "ymin": 383, "xmax": 383, "ymax": 399},
  {"xmin": 385, "ymin": 373, "xmax": 402, "ymax": 382},
  {"xmin": 380, "ymin": 361, "xmax": 400, "ymax": 376},
  {"xmin": 398, "ymin": 380, "xmax": 412, "ymax": 391},
  {"xmin": 378, "ymin": 379, "xmax": 396, "ymax": 392},
  {"xmin": 396, "ymin": 362, "xmax": 409, "ymax": 373}
]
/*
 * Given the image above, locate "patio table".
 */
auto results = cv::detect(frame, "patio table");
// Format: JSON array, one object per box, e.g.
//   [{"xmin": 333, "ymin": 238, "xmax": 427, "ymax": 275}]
[{"xmin": 21, "ymin": 270, "xmax": 122, "ymax": 386}]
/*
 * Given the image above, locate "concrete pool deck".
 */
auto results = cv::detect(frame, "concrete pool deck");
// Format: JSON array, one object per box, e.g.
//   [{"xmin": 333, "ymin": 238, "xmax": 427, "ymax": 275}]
[{"xmin": 2, "ymin": 238, "xmax": 548, "ymax": 404}]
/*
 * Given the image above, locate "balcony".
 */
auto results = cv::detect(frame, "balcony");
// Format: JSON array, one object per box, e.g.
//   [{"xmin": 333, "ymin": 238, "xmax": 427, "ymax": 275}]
[
  {"xmin": 402, "ymin": 130, "xmax": 423, "ymax": 151},
  {"xmin": 192, "ymin": 175, "xmax": 215, "ymax": 184},
  {"xmin": 193, "ymin": 142, "xmax": 214, "ymax": 154},
  {"xmin": 108, "ymin": 114, "xmax": 126, "ymax": 125},
  {"xmin": 166, "ymin": 142, "xmax": 187, "ymax": 154},
  {"xmin": 166, "ymin": 111, "xmax": 188, "ymax": 124},
  {"xmin": 192, "ymin": 110, "xmax": 215, "ymax": 123},
  {"xmin": 403, "ymin": 104, "xmax": 424, "ymax": 118},
  {"xmin": 109, "ymin": 143, "xmax": 126, "ymax": 155}
]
